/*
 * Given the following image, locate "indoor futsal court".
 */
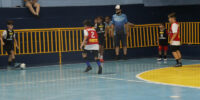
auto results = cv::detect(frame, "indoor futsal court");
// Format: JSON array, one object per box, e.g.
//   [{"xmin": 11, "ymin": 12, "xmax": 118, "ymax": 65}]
[{"xmin": 0, "ymin": 0, "xmax": 200, "ymax": 100}]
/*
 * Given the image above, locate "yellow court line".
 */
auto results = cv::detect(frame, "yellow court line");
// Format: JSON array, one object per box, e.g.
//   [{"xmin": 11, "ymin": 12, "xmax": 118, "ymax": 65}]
[{"xmin": 137, "ymin": 64, "xmax": 200, "ymax": 88}]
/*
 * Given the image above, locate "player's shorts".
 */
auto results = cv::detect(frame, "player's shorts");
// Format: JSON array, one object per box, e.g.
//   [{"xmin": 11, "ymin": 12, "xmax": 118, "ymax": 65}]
[
  {"xmin": 98, "ymin": 34, "xmax": 105, "ymax": 46},
  {"xmin": 114, "ymin": 34, "xmax": 127, "ymax": 47},
  {"xmin": 3, "ymin": 41, "xmax": 14, "ymax": 55},
  {"xmin": 158, "ymin": 45, "xmax": 168, "ymax": 51},
  {"xmin": 170, "ymin": 45, "xmax": 180, "ymax": 52},
  {"xmin": 83, "ymin": 49, "xmax": 98, "ymax": 58}
]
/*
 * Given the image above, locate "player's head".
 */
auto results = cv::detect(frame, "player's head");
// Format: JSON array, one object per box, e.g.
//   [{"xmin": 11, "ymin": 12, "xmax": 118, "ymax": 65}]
[
  {"xmin": 115, "ymin": 5, "xmax": 122, "ymax": 15},
  {"xmin": 7, "ymin": 20, "xmax": 14, "ymax": 30},
  {"xmin": 83, "ymin": 20, "xmax": 92, "ymax": 28},
  {"xmin": 105, "ymin": 16, "xmax": 111, "ymax": 23},
  {"xmin": 159, "ymin": 23, "xmax": 165, "ymax": 29},
  {"xmin": 168, "ymin": 12, "xmax": 176, "ymax": 23},
  {"xmin": 97, "ymin": 16, "xmax": 103, "ymax": 23}
]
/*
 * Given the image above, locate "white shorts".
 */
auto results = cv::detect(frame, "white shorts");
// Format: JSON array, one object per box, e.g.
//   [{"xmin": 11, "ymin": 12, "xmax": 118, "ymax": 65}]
[
  {"xmin": 171, "ymin": 41, "xmax": 181, "ymax": 46},
  {"xmin": 84, "ymin": 44, "xmax": 99, "ymax": 50}
]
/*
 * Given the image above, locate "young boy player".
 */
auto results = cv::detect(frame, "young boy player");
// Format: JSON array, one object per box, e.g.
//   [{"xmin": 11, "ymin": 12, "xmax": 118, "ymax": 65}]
[
  {"xmin": 168, "ymin": 13, "xmax": 182, "ymax": 67},
  {"xmin": 95, "ymin": 16, "xmax": 106, "ymax": 62},
  {"xmin": 80, "ymin": 20, "xmax": 103, "ymax": 74},
  {"xmin": 157, "ymin": 23, "xmax": 168, "ymax": 61},
  {"xmin": 0, "ymin": 21, "xmax": 19, "ymax": 69}
]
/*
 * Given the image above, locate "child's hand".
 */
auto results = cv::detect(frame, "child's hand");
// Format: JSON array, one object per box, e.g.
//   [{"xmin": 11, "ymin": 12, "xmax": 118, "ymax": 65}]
[
  {"xmin": 2, "ymin": 42, "xmax": 5, "ymax": 46},
  {"xmin": 16, "ymin": 45, "xmax": 19, "ymax": 50}
]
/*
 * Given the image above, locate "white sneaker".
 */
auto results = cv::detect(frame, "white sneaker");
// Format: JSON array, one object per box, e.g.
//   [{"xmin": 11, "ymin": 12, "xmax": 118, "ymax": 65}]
[
  {"xmin": 157, "ymin": 58, "xmax": 162, "ymax": 61},
  {"xmin": 164, "ymin": 59, "xmax": 167, "ymax": 63}
]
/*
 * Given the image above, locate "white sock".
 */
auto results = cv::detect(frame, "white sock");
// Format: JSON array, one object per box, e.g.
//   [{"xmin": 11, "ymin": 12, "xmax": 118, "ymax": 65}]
[{"xmin": 100, "ymin": 55, "xmax": 103, "ymax": 59}]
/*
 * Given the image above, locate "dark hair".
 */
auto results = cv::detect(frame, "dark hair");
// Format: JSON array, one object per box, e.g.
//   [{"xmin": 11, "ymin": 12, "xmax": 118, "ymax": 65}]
[
  {"xmin": 168, "ymin": 12, "xmax": 176, "ymax": 18},
  {"xmin": 160, "ymin": 22, "xmax": 165, "ymax": 26},
  {"xmin": 97, "ymin": 16, "xmax": 104, "ymax": 20},
  {"xmin": 7, "ymin": 20, "xmax": 14, "ymax": 25},
  {"xmin": 83, "ymin": 20, "xmax": 92, "ymax": 27}
]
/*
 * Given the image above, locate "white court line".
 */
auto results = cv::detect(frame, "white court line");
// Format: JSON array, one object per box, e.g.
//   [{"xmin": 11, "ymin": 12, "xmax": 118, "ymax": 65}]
[
  {"xmin": 136, "ymin": 64, "xmax": 200, "ymax": 89},
  {"xmin": 0, "ymin": 74, "xmax": 116, "ymax": 87},
  {"xmin": 93, "ymin": 76, "xmax": 144, "ymax": 83}
]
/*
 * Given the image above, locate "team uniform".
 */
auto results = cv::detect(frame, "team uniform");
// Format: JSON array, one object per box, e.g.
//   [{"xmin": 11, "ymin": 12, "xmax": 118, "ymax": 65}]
[
  {"xmin": 95, "ymin": 23, "xmax": 105, "ymax": 46},
  {"xmin": 112, "ymin": 13, "xmax": 128, "ymax": 47},
  {"xmin": 83, "ymin": 27, "xmax": 99, "ymax": 57},
  {"xmin": 158, "ymin": 29, "xmax": 168, "ymax": 52},
  {"xmin": 169, "ymin": 22, "xmax": 181, "ymax": 51},
  {"xmin": 2, "ymin": 29, "xmax": 16, "ymax": 55}
]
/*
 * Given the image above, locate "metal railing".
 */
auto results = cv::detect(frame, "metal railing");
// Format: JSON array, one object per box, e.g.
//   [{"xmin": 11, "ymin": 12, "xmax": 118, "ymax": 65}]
[{"xmin": 0, "ymin": 22, "xmax": 199, "ymax": 64}]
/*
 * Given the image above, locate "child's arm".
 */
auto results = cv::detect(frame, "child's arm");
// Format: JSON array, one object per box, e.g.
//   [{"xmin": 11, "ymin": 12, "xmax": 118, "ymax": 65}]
[
  {"xmin": 80, "ymin": 30, "xmax": 88, "ymax": 49},
  {"xmin": 0, "ymin": 31, "xmax": 5, "ymax": 46}
]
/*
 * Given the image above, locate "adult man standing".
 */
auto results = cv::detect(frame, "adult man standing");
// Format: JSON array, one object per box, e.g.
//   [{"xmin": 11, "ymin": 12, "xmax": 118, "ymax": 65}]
[{"xmin": 111, "ymin": 5, "xmax": 129, "ymax": 60}]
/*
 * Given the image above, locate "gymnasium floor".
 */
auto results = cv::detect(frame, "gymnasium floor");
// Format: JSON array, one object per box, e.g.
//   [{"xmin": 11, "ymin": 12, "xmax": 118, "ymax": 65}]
[{"xmin": 0, "ymin": 58, "xmax": 200, "ymax": 100}]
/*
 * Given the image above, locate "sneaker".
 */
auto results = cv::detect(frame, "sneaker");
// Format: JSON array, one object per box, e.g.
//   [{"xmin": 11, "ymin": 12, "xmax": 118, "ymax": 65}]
[
  {"xmin": 157, "ymin": 58, "xmax": 162, "ymax": 61},
  {"xmin": 123, "ymin": 55, "xmax": 128, "ymax": 60},
  {"xmin": 98, "ymin": 66, "xmax": 102, "ymax": 74},
  {"xmin": 100, "ymin": 59, "xmax": 104, "ymax": 62},
  {"xmin": 115, "ymin": 55, "xmax": 120, "ymax": 60},
  {"xmin": 84, "ymin": 66, "xmax": 92, "ymax": 72},
  {"xmin": 174, "ymin": 63, "xmax": 182, "ymax": 67}
]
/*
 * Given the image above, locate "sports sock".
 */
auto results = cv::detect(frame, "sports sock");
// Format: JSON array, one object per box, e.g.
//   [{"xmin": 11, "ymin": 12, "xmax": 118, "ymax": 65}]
[
  {"xmin": 159, "ymin": 55, "xmax": 162, "ymax": 58},
  {"xmin": 176, "ymin": 59, "xmax": 179, "ymax": 64},
  {"xmin": 178, "ymin": 59, "xmax": 182, "ymax": 64},
  {"xmin": 164, "ymin": 55, "xmax": 167, "ymax": 59},
  {"xmin": 12, "ymin": 58, "xmax": 16, "ymax": 66},
  {"xmin": 100, "ymin": 55, "xmax": 103, "ymax": 59},
  {"xmin": 86, "ymin": 61, "xmax": 91, "ymax": 67},
  {"xmin": 96, "ymin": 60, "xmax": 101, "ymax": 67},
  {"xmin": 8, "ymin": 61, "xmax": 12, "ymax": 66},
  {"xmin": 84, "ymin": 57, "xmax": 91, "ymax": 67}
]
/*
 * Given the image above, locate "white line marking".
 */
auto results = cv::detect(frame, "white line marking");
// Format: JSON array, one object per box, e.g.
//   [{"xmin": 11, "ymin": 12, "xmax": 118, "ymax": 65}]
[
  {"xmin": 0, "ymin": 74, "xmax": 116, "ymax": 87},
  {"xmin": 136, "ymin": 64, "xmax": 200, "ymax": 89},
  {"xmin": 93, "ymin": 76, "xmax": 144, "ymax": 83}
]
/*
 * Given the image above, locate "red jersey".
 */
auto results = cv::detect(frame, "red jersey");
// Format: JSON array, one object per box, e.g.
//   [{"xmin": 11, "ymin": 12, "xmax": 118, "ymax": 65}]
[
  {"xmin": 170, "ymin": 22, "xmax": 180, "ymax": 41},
  {"xmin": 85, "ymin": 27, "xmax": 99, "ymax": 45}
]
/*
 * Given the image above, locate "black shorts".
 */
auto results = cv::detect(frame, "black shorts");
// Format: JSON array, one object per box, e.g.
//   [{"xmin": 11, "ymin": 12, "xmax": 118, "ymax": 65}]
[
  {"xmin": 171, "ymin": 45, "xmax": 180, "ymax": 52},
  {"xmin": 83, "ymin": 49, "xmax": 98, "ymax": 58},
  {"xmin": 98, "ymin": 34, "xmax": 105, "ymax": 46},
  {"xmin": 114, "ymin": 34, "xmax": 127, "ymax": 47},
  {"xmin": 4, "ymin": 41, "xmax": 14, "ymax": 55}
]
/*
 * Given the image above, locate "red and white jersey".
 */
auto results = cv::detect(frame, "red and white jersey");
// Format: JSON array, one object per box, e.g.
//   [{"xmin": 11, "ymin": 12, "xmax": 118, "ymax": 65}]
[
  {"xmin": 84, "ymin": 27, "xmax": 99, "ymax": 50},
  {"xmin": 170, "ymin": 22, "xmax": 181, "ymax": 46}
]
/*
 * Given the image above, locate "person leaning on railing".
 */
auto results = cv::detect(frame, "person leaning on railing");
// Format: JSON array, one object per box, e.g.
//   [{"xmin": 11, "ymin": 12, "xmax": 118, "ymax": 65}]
[{"xmin": 24, "ymin": 0, "xmax": 40, "ymax": 17}]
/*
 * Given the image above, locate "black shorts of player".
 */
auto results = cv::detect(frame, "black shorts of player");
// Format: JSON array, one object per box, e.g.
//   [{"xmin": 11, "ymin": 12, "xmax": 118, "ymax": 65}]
[
  {"xmin": 83, "ymin": 49, "xmax": 99, "ymax": 58},
  {"xmin": 98, "ymin": 34, "xmax": 105, "ymax": 46},
  {"xmin": 3, "ymin": 40, "xmax": 14, "ymax": 55},
  {"xmin": 171, "ymin": 45, "xmax": 180, "ymax": 52},
  {"xmin": 114, "ymin": 33, "xmax": 127, "ymax": 47}
]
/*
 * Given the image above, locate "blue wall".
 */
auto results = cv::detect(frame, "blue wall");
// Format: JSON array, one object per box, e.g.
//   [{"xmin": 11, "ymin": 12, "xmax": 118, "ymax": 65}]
[{"xmin": 0, "ymin": 4, "xmax": 199, "ymax": 29}]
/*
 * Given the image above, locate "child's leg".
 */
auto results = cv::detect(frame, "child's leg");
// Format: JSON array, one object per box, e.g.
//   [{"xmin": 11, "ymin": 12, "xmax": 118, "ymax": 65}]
[
  {"xmin": 82, "ymin": 52, "xmax": 90, "ymax": 67},
  {"xmin": 176, "ymin": 50, "xmax": 182, "ymax": 64},
  {"xmin": 158, "ymin": 46, "xmax": 162, "ymax": 58},
  {"xmin": 163, "ymin": 46, "xmax": 168, "ymax": 59},
  {"xmin": 100, "ymin": 45, "xmax": 104, "ymax": 59},
  {"xmin": 10, "ymin": 50, "xmax": 15, "ymax": 65},
  {"xmin": 34, "ymin": 3, "xmax": 40, "ymax": 15},
  {"xmin": 26, "ymin": 2, "xmax": 37, "ymax": 15},
  {"xmin": 94, "ymin": 51, "xmax": 102, "ymax": 74}
]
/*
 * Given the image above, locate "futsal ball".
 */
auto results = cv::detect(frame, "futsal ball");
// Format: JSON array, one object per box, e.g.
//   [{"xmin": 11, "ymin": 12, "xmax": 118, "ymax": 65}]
[{"xmin": 20, "ymin": 63, "xmax": 26, "ymax": 69}]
